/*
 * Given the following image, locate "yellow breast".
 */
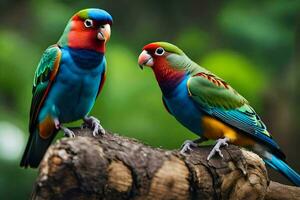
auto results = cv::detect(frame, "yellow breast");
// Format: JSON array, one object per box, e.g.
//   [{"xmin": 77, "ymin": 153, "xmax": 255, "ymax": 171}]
[{"xmin": 202, "ymin": 116, "xmax": 255, "ymax": 147}]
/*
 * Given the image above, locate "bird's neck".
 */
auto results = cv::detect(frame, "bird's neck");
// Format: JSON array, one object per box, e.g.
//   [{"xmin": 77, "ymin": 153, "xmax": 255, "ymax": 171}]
[
  {"xmin": 152, "ymin": 61, "xmax": 186, "ymax": 97},
  {"xmin": 66, "ymin": 47, "xmax": 104, "ymax": 69}
]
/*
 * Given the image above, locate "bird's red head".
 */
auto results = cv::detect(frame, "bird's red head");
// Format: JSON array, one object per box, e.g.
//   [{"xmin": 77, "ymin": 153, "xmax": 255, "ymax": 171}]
[
  {"xmin": 138, "ymin": 42, "xmax": 185, "ymax": 69},
  {"xmin": 138, "ymin": 43, "xmax": 168, "ymax": 69},
  {"xmin": 58, "ymin": 8, "xmax": 113, "ymax": 53},
  {"xmin": 138, "ymin": 42, "xmax": 187, "ymax": 93}
]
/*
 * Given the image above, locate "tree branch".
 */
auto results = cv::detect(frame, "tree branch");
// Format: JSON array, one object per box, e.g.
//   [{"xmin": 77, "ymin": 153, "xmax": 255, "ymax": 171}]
[{"xmin": 32, "ymin": 128, "xmax": 300, "ymax": 200}]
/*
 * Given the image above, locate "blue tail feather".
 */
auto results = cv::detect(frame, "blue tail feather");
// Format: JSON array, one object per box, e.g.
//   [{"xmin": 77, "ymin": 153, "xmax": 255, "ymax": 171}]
[
  {"xmin": 20, "ymin": 129, "xmax": 56, "ymax": 168},
  {"xmin": 264, "ymin": 154, "xmax": 300, "ymax": 186}
]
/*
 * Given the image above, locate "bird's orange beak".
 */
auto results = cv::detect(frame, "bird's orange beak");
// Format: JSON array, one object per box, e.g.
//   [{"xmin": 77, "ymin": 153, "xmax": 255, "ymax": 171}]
[
  {"xmin": 138, "ymin": 50, "xmax": 153, "ymax": 70},
  {"xmin": 97, "ymin": 24, "xmax": 111, "ymax": 42}
]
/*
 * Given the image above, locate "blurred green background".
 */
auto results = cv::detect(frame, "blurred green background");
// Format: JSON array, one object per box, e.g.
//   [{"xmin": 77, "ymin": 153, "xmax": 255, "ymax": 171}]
[{"xmin": 0, "ymin": 0, "xmax": 299, "ymax": 199}]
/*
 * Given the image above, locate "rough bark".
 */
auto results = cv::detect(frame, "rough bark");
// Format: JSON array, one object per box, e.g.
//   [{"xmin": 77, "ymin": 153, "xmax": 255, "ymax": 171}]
[{"xmin": 32, "ymin": 128, "xmax": 300, "ymax": 200}]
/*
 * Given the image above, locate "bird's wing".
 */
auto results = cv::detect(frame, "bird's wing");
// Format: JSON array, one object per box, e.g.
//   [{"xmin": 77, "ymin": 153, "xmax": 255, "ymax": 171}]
[
  {"xmin": 96, "ymin": 63, "xmax": 107, "ymax": 98},
  {"xmin": 187, "ymin": 72, "xmax": 285, "ymax": 158},
  {"xmin": 29, "ymin": 45, "xmax": 62, "ymax": 133},
  {"xmin": 187, "ymin": 72, "xmax": 248, "ymax": 109}
]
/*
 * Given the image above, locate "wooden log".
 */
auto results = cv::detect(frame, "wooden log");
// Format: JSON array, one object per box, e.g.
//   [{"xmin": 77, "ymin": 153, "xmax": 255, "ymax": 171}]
[{"xmin": 31, "ymin": 128, "xmax": 300, "ymax": 200}]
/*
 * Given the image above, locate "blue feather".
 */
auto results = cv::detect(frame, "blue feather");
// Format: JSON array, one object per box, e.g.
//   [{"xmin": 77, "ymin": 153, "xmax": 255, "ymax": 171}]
[
  {"xmin": 265, "ymin": 154, "xmax": 300, "ymax": 186},
  {"xmin": 39, "ymin": 47, "xmax": 105, "ymax": 123},
  {"xmin": 163, "ymin": 77, "xmax": 204, "ymax": 135},
  {"xmin": 200, "ymin": 105, "xmax": 285, "ymax": 159},
  {"xmin": 87, "ymin": 8, "xmax": 113, "ymax": 23},
  {"xmin": 68, "ymin": 47, "xmax": 103, "ymax": 69}
]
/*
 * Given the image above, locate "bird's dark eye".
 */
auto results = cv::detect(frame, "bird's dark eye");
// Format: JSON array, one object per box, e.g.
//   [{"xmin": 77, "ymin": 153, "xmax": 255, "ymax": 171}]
[
  {"xmin": 155, "ymin": 47, "xmax": 165, "ymax": 56},
  {"xmin": 84, "ymin": 19, "xmax": 93, "ymax": 28},
  {"xmin": 100, "ymin": 25, "xmax": 105, "ymax": 29}
]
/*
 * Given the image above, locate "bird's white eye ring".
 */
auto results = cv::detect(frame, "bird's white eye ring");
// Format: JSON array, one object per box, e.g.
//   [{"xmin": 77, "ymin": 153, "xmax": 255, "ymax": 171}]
[
  {"xmin": 155, "ymin": 47, "xmax": 165, "ymax": 56},
  {"xmin": 84, "ymin": 19, "xmax": 93, "ymax": 28}
]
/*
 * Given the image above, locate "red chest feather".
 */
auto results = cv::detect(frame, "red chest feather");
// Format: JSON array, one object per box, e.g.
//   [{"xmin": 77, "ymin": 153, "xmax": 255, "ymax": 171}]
[{"xmin": 153, "ymin": 58, "xmax": 186, "ymax": 93}]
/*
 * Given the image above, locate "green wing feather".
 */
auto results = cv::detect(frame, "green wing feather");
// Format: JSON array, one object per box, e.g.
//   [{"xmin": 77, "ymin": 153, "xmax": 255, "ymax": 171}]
[
  {"xmin": 29, "ymin": 45, "xmax": 61, "ymax": 133},
  {"xmin": 186, "ymin": 65, "xmax": 274, "ymax": 140},
  {"xmin": 187, "ymin": 71, "xmax": 248, "ymax": 109}
]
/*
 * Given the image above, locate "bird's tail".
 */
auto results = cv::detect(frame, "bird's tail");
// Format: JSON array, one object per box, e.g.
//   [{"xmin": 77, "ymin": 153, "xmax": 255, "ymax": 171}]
[
  {"xmin": 20, "ymin": 129, "xmax": 56, "ymax": 168},
  {"xmin": 264, "ymin": 154, "xmax": 300, "ymax": 186}
]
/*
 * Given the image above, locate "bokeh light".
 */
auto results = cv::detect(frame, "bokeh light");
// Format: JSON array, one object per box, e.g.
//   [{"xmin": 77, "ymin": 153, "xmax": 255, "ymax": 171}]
[{"xmin": 0, "ymin": 122, "xmax": 25, "ymax": 161}]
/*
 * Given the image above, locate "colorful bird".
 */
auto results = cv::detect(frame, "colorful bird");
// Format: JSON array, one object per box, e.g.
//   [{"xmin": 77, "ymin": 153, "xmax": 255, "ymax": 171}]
[
  {"xmin": 20, "ymin": 8, "xmax": 113, "ymax": 168},
  {"xmin": 138, "ymin": 41, "xmax": 300, "ymax": 186}
]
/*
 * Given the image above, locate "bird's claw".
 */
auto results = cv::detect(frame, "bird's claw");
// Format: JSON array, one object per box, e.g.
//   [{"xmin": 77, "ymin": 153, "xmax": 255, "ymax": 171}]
[
  {"xmin": 63, "ymin": 129, "xmax": 75, "ymax": 138},
  {"xmin": 83, "ymin": 116, "xmax": 105, "ymax": 136},
  {"xmin": 91, "ymin": 122, "xmax": 105, "ymax": 137},
  {"xmin": 180, "ymin": 140, "xmax": 198, "ymax": 155},
  {"xmin": 60, "ymin": 126, "xmax": 75, "ymax": 138},
  {"xmin": 207, "ymin": 137, "xmax": 229, "ymax": 160},
  {"xmin": 54, "ymin": 119, "xmax": 75, "ymax": 138},
  {"xmin": 54, "ymin": 118, "xmax": 60, "ymax": 130}
]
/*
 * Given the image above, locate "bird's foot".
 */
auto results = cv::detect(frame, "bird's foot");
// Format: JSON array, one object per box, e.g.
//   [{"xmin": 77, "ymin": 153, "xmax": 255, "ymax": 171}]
[
  {"xmin": 180, "ymin": 140, "xmax": 199, "ymax": 155},
  {"xmin": 83, "ymin": 116, "xmax": 105, "ymax": 136},
  {"xmin": 54, "ymin": 118, "xmax": 60, "ymax": 130},
  {"xmin": 61, "ymin": 126, "xmax": 76, "ymax": 138},
  {"xmin": 180, "ymin": 137, "xmax": 207, "ymax": 155},
  {"xmin": 54, "ymin": 118, "xmax": 75, "ymax": 138},
  {"xmin": 207, "ymin": 137, "xmax": 229, "ymax": 160},
  {"xmin": 57, "ymin": 125, "xmax": 75, "ymax": 138}
]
